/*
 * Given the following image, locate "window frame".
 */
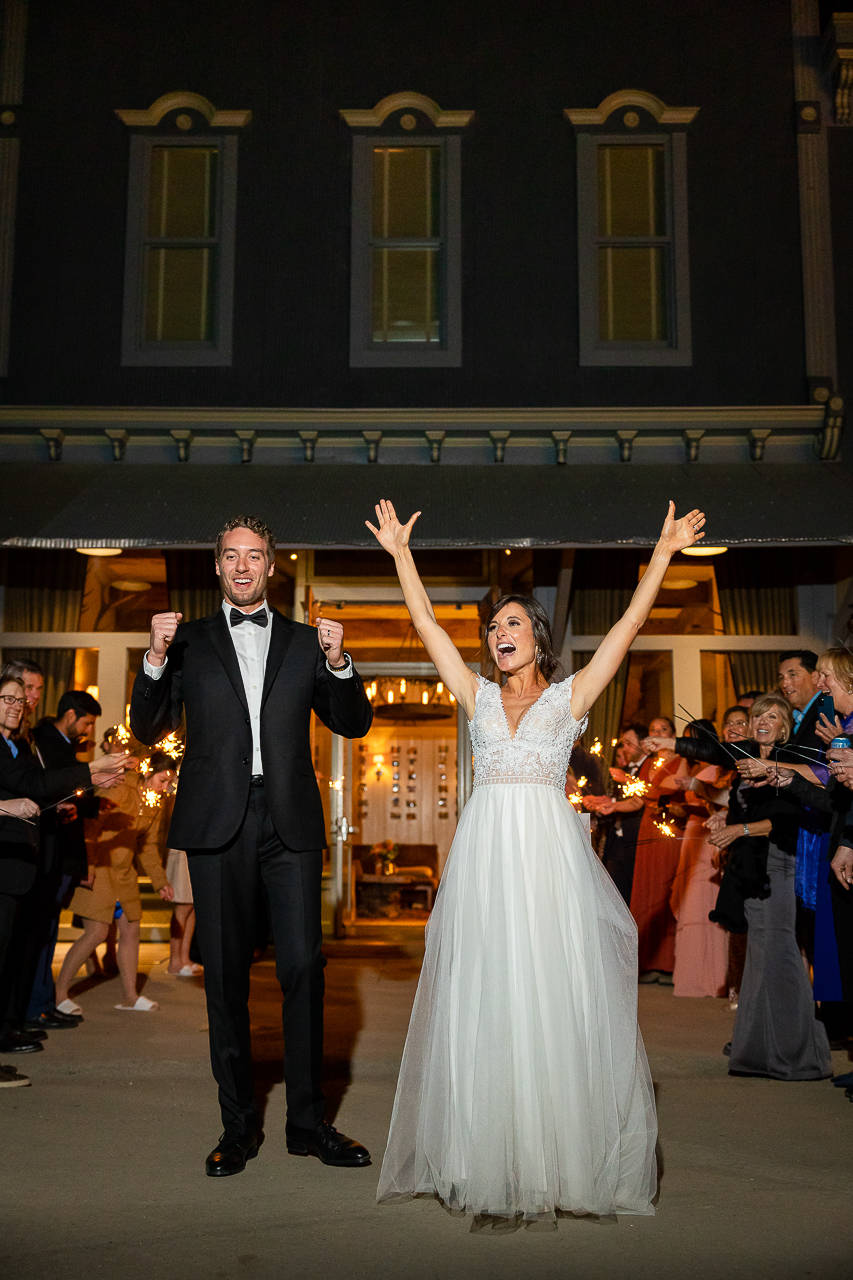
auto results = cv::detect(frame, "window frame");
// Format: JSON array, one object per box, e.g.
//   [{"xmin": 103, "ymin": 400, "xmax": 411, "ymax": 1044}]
[
  {"xmin": 121, "ymin": 132, "xmax": 238, "ymax": 367},
  {"xmin": 576, "ymin": 130, "xmax": 692, "ymax": 367},
  {"xmin": 349, "ymin": 133, "xmax": 462, "ymax": 368}
]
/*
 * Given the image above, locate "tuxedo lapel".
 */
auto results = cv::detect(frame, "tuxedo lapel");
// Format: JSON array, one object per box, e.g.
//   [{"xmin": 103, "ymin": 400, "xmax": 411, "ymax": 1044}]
[
  {"xmin": 262, "ymin": 609, "xmax": 295, "ymax": 708},
  {"xmin": 204, "ymin": 609, "xmax": 249, "ymax": 714}
]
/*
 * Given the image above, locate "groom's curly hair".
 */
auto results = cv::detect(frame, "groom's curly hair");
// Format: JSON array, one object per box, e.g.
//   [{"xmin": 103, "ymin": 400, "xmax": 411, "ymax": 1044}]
[
  {"xmin": 215, "ymin": 515, "xmax": 276, "ymax": 563},
  {"xmin": 481, "ymin": 594, "xmax": 562, "ymax": 683}
]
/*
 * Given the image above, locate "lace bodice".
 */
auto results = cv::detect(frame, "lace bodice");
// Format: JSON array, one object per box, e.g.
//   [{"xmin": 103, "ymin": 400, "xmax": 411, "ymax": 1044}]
[{"xmin": 469, "ymin": 674, "xmax": 589, "ymax": 790}]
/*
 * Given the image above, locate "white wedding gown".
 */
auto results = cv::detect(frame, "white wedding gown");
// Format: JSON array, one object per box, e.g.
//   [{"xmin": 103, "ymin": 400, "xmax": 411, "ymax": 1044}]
[{"xmin": 377, "ymin": 674, "xmax": 658, "ymax": 1223}]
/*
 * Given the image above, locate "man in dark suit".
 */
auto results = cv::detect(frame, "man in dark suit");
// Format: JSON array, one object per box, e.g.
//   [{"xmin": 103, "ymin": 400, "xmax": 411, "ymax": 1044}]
[
  {"xmin": 584, "ymin": 723, "xmax": 653, "ymax": 905},
  {"xmin": 0, "ymin": 677, "xmax": 127, "ymax": 1069},
  {"xmin": 779, "ymin": 650, "xmax": 822, "ymax": 752},
  {"xmin": 131, "ymin": 516, "xmax": 373, "ymax": 1178},
  {"xmin": 25, "ymin": 690, "xmax": 102, "ymax": 1025}
]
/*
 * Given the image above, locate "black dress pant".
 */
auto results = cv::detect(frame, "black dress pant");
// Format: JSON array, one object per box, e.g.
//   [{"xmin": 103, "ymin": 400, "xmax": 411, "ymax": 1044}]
[{"xmin": 188, "ymin": 784, "xmax": 326, "ymax": 1138}]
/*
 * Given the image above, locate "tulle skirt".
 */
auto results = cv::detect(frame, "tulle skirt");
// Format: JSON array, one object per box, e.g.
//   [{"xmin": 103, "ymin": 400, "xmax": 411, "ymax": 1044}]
[{"xmin": 377, "ymin": 783, "xmax": 658, "ymax": 1223}]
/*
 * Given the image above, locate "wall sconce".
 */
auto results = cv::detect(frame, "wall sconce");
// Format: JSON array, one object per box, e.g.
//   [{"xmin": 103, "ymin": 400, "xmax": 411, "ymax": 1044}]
[
  {"xmin": 421, "ymin": 691, "xmax": 428, "ymax": 705},
  {"xmin": 372, "ymin": 753, "xmax": 385, "ymax": 781}
]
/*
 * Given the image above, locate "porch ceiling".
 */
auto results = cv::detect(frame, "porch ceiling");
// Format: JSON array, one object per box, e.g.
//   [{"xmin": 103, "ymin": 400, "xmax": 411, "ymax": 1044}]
[{"xmin": 1, "ymin": 462, "xmax": 851, "ymax": 548}]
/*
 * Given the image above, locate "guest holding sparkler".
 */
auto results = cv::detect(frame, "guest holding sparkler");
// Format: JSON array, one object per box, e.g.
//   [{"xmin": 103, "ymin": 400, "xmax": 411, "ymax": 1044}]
[
  {"xmin": 708, "ymin": 695, "xmax": 831, "ymax": 1079},
  {"xmin": 583, "ymin": 724, "xmax": 653, "ymax": 905},
  {"xmin": 665, "ymin": 721, "xmax": 731, "ymax": 999},
  {"xmin": 627, "ymin": 725, "xmax": 686, "ymax": 985},
  {"xmin": 55, "ymin": 752, "xmax": 176, "ymax": 1014},
  {"xmin": 0, "ymin": 676, "xmax": 130, "ymax": 1067}
]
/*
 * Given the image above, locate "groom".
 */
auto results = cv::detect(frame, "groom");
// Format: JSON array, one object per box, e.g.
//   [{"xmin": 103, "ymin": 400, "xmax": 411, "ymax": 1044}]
[{"xmin": 130, "ymin": 516, "xmax": 373, "ymax": 1176}]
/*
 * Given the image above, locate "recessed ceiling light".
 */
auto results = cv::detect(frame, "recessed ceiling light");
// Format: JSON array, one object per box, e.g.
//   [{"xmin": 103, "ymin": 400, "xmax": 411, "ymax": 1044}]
[
  {"xmin": 75, "ymin": 547, "xmax": 122, "ymax": 557},
  {"xmin": 681, "ymin": 546, "xmax": 728, "ymax": 557}
]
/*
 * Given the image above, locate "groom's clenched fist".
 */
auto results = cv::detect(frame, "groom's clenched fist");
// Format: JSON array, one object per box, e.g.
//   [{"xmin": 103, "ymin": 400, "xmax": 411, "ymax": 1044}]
[{"xmin": 148, "ymin": 611, "xmax": 183, "ymax": 667}]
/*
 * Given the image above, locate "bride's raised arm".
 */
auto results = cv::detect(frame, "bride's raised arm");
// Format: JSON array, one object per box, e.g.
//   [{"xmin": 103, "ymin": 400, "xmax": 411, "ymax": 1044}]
[
  {"xmin": 570, "ymin": 501, "xmax": 706, "ymax": 722},
  {"xmin": 366, "ymin": 500, "xmax": 480, "ymax": 719}
]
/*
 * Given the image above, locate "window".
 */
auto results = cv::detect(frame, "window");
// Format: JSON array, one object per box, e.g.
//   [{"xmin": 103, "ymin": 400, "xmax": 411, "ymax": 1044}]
[
  {"xmin": 350, "ymin": 136, "xmax": 461, "ymax": 367},
  {"xmin": 121, "ymin": 135, "xmax": 237, "ymax": 366},
  {"xmin": 577, "ymin": 132, "xmax": 691, "ymax": 366}
]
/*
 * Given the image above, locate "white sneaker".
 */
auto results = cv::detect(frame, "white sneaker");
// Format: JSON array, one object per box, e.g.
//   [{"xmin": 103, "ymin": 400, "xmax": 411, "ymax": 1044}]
[
  {"xmin": 114, "ymin": 996, "xmax": 159, "ymax": 1011},
  {"xmin": 0, "ymin": 1063, "xmax": 31, "ymax": 1088}
]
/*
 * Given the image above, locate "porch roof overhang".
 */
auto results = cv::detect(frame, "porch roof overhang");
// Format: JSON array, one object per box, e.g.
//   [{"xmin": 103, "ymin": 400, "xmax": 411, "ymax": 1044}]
[{"xmin": 1, "ymin": 461, "xmax": 851, "ymax": 549}]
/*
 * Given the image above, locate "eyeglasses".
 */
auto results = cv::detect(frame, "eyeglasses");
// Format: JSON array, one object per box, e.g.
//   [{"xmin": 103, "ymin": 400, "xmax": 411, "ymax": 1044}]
[{"xmin": 0, "ymin": 695, "xmax": 26, "ymax": 708}]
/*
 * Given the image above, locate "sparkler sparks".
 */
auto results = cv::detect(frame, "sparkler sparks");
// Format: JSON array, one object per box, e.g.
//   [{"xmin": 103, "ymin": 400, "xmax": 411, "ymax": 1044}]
[
  {"xmin": 590, "ymin": 739, "xmax": 603, "ymax": 756},
  {"xmin": 577, "ymin": 776, "xmax": 588, "ymax": 789},
  {"xmin": 655, "ymin": 820, "xmax": 676, "ymax": 837},
  {"xmin": 154, "ymin": 732, "xmax": 184, "ymax": 761},
  {"xmin": 142, "ymin": 788, "xmax": 163, "ymax": 809},
  {"xmin": 568, "ymin": 792, "xmax": 583, "ymax": 808},
  {"xmin": 621, "ymin": 777, "xmax": 649, "ymax": 798}
]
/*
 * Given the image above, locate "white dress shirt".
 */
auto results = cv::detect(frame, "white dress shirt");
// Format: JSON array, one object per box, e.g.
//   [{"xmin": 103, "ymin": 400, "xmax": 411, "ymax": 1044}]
[{"xmin": 142, "ymin": 599, "xmax": 352, "ymax": 775}]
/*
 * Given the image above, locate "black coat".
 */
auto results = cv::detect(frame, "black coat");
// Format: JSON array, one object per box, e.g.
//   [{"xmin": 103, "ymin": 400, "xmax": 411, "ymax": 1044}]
[
  {"xmin": 129, "ymin": 607, "xmax": 373, "ymax": 851},
  {"xmin": 33, "ymin": 721, "xmax": 99, "ymax": 879},
  {"xmin": 0, "ymin": 738, "xmax": 91, "ymax": 896}
]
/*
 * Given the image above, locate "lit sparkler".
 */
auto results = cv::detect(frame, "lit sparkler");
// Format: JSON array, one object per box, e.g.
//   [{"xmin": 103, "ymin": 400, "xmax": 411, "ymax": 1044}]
[
  {"xmin": 568, "ymin": 792, "xmax": 583, "ymax": 808},
  {"xmin": 142, "ymin": 788, "xmax": 163, "ymax": 809},
  {"xmin": 621, "ymin": 777, "xmax": 649, "ymax": 798},
  {"xmin": 590, "ymin": 739, "xmax": 603, "ymax": 756},
  {"xmin": 577, "ymin": 776, "xmax": 588, "ymax": 788},
  {"xmin": 154, "ymin": 732, "xmax": 184, "ymax": 761},
  {"xmin": 655, "ymin": 819, "xmax": 676, "ymax": 837}
]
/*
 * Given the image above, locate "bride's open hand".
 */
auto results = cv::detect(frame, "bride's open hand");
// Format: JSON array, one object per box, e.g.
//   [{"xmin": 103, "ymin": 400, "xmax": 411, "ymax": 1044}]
[
  {"xmin": 365, "ymin": 499, "xmax": 421, "ymax": 555},
  {"xmin": 657, "ymin": 500, "xmax": 705, "ymax": 556}
]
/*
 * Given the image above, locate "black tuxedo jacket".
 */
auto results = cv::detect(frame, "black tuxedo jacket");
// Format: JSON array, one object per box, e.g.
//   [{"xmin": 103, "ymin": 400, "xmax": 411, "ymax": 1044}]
[
  {"xmin": 0, "ymin": 738, "xmax": 91, "ymax": 896},
  {"xmin": 129, "ymin": 607, "xmax": 373, "ymax": 851}
]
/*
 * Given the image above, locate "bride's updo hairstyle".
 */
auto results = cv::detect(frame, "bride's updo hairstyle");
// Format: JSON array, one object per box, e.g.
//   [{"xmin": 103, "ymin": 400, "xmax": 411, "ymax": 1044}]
[{"xmin": 482, "ymin": 594, "xmax": 562, "ymax": 682}]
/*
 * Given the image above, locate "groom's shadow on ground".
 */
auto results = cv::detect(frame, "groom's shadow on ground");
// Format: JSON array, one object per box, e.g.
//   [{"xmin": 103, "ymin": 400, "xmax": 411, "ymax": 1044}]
[{"xmin": 250, "ymin": 948, "xmax": 370, "ymax": 1129}]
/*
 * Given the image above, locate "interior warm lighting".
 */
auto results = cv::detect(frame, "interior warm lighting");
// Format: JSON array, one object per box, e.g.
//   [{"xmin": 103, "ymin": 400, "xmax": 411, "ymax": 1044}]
[
  {"xmin": 290, "ymin": 553, "xmax": 298, "ymax": 560},
  {"xmin": 504, "ymin": 548, "xmax": 511, "ymax": 556},
  {"xmin": 436, "ymin": 682, "xmax": 444, "ymax": 694},
  {"xmin": 681, "ymin": 545, "xmax": 728, "ymax": 557},
  {"xmin": 449, "ymin": 693, "xmax": 455, "ymax": 703},
  {"xmin": 422, "ymin": 691, "xmax": 429, "ymax": 704},
  {"xmin": 399, "ymin": 679, "xmax": 406, "ymax": 694},
  {"xmin": 663, "ymin": 578, "xmax": 698, "ymax": 590},
  {"xmin": 85, "ymin": 685, "xmax": 99, "ymax": 700},
  {"xmin": 75, "ymin": 547, "xmax": 122, "ymax": 557},
  {"xmin": 387, "ymin": 690, "xmax": 395, "ymax": 704}
]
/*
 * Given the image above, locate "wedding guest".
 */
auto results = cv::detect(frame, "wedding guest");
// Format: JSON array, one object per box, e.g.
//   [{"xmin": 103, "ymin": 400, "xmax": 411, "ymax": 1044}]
[
  {"xmin": 26, "ymin": 691, "xmax": 102, "ymax": 1024},
  {"xmin": 720, "ymin": 706, "xmax": 751, "ymax": 1006},
  {"xmin": 0, "ymin": 679, "xmax": 129, "ymax": 1063},
  {"xmin": 629, "ymin": 730, "xmax": 686, "ymax": 985},
  {"xmin": 737, "ymin": 691, "xmax": 763, "ymax": 711},
  {"xmin": 721, "ymin": 705, "xmax": 750, "ymax": 742},
  {"xmin": 667, "ymin": 721, "xmax": 731, "ymax": 998},
  {"xmin": 710, "ymin": 695, "xmax": 831, "ymax": 1080},
  {"xmin": 55, "ymin": 752, "xmax": 175, "ymax": 1014},
  {"xmin": 583, "ymin": 723, "xmax": 652, "ymax": 904}
]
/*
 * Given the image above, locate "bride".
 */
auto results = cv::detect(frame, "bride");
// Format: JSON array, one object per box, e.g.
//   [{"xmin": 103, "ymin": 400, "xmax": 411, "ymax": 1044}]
[{"xmin": 367, "ymin": 499, "xmax": 706, "ymax": 1224}]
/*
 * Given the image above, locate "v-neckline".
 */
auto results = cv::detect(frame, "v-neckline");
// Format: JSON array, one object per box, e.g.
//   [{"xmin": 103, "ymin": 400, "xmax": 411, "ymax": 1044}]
[{"xmin": 498, "ymin": 682, "xmax": 552, "ymax": 742}]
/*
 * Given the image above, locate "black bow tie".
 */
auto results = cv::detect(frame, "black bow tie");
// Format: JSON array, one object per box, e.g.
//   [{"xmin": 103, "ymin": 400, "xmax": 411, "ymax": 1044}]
[{"xmin": 230, "ymin": 608, "xmax": 268, "ymax": 628}]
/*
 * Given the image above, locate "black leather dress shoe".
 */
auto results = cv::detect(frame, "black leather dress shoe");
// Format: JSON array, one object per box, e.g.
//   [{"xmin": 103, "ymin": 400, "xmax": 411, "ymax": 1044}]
[
  {"xmin": 24, "ymin": 1011, "xmax": 78, "ymax": 1031},
  {"xmin": 286, "ymin": 1120, "xmax": 371, "ymax": 1167},
  {"xmin": 0, "ymin": 1030, "xmax": 44, "ymax": 1054},
  {"xmin": 14, "ymin": 1025, "xmax": 46, "ymax": 1041},
  {"xmin": 205, "ymin": 1132, "xmax": 261, "ymax": 1177}
]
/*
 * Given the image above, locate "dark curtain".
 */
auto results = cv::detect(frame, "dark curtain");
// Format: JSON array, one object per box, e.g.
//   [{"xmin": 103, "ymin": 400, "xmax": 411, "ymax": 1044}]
[
  {"xmin": 715, "ymin": 550, "xmax": 797, "ymax": 697},
  {"xmin": 165, "ymin": 550, "xmax": 220, "ymax": 622},
  {"xmin": 569, "ymin": 550, "xmax": 641, "ymax": 750},
  {"xmin": 2, "ymin": 549, "xmax": 85, "ymax": 631}
]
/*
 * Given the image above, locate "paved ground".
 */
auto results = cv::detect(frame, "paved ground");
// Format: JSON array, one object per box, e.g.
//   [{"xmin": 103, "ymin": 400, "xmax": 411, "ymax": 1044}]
[{"xmin": 2, "ymin": 942, "xmax": 852, "ymax": 1280}]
